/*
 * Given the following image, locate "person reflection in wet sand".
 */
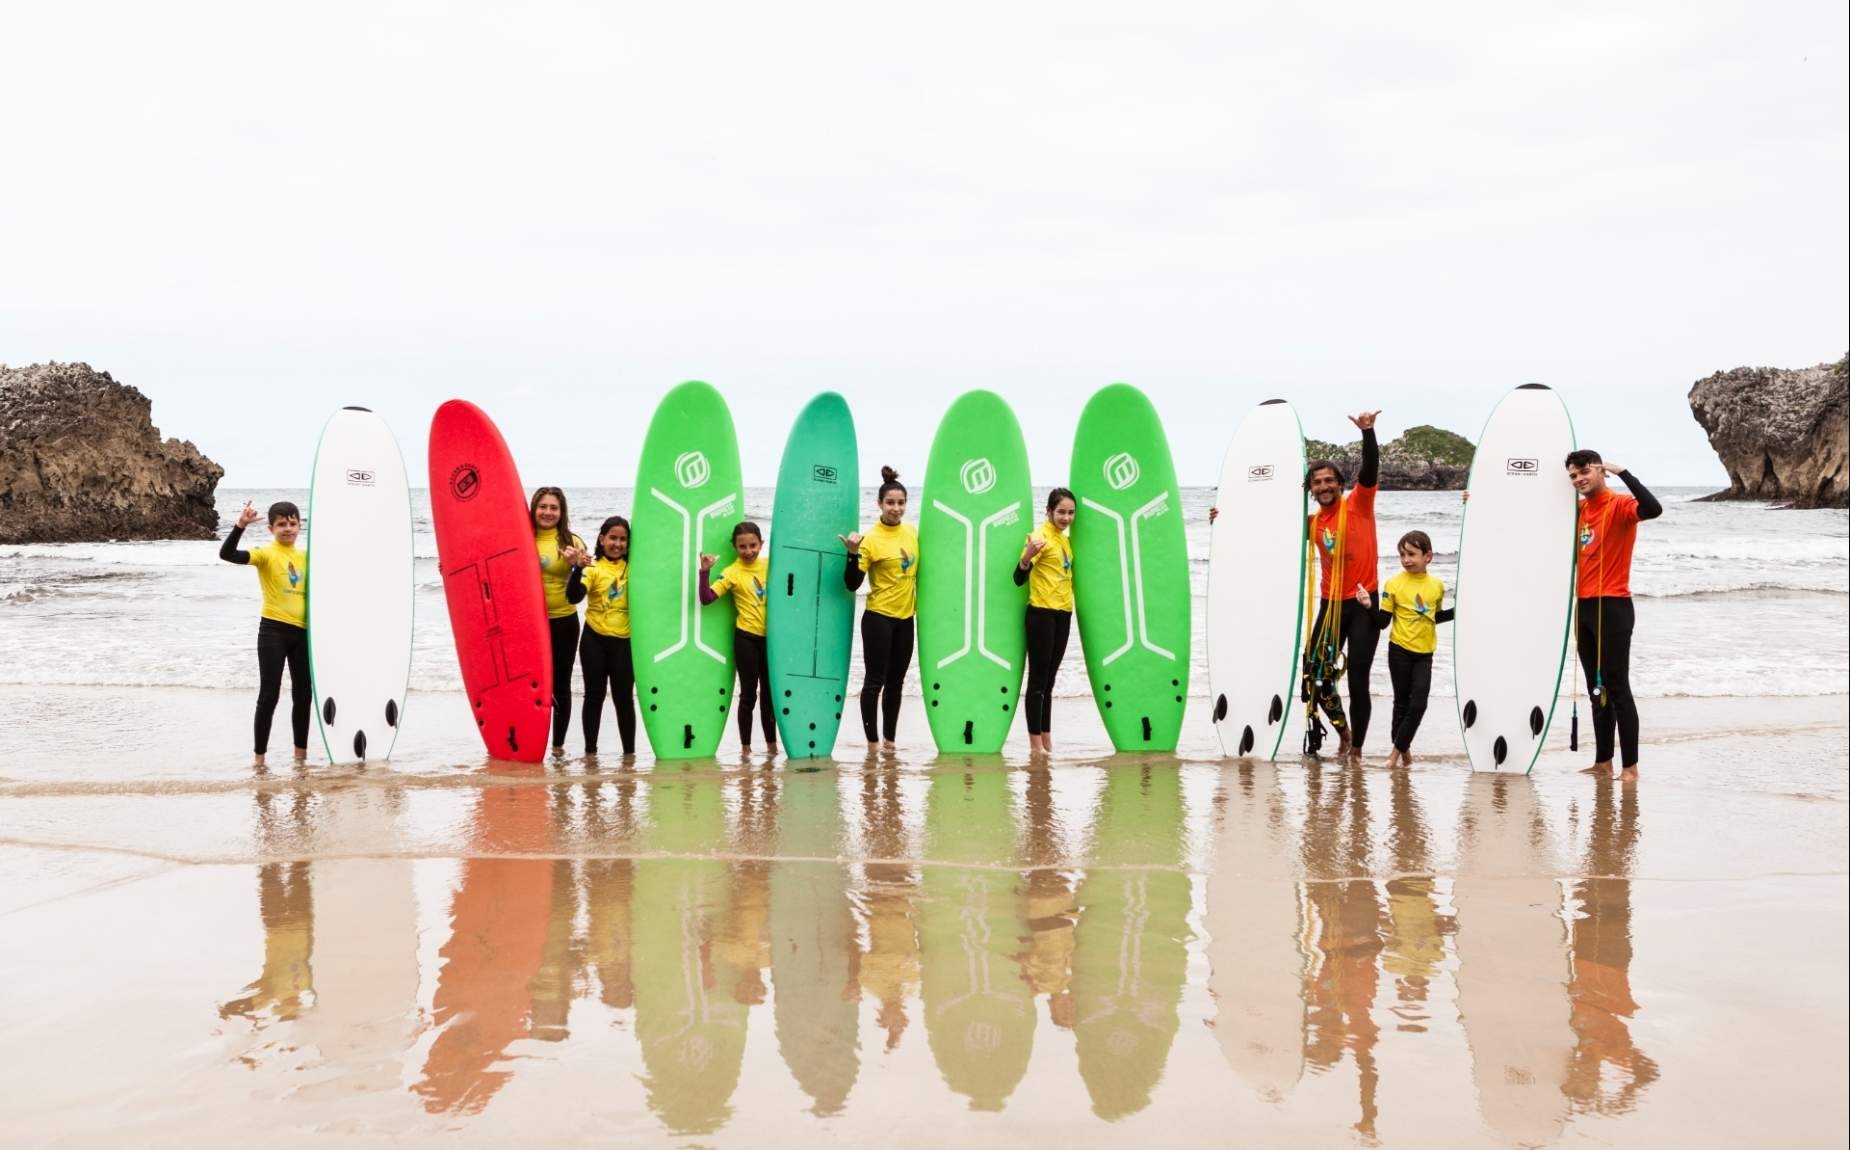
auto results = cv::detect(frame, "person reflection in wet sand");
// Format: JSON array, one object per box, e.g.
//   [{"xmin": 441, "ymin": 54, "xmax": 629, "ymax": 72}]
[
  {"xmin": 413, "ymin": 768, "xmax": 556, "ymax": 1115},
  {"xmin": 219, "ymin": 784, "xmax": 315, "ymax": 1029},
  {"xmin": 530, "ymin": 778, "xmax": 588, "ymax": 1043},
  {"xmin": 719, "ymin": 765, "xmax": 777, "ymax": 1006},
  {"xmin": 1565, "ymin": 774, "xmax": 1660, "ymax": 1113},
  {"xmin": 582, "ymin": 771, "xmax": 640, "ymax": 1011},
  {"xmin": 858, "ymin": 759, "xmax": 920, "ymax": 1050},
  {"xmin": 1382, "ymin": 765, "xmax": 1448, "ymax": 1038},
  {"xmin": 631, "ymin": 771, "xmax": 752, "ymax": 1136},
  {"xmin": 919, "ymin": 764, "xmax": 1036, "ymax": 1111},
  {"xmin": 1205, "ymin": 761, "xmax": 1308, "ymax": 1102},
  {"xmin": 1298, "ymin": 760, "xmax": 1387, "ymax": 1139},
  {"xmin": 1453, "ymin": 773, "xmax": 1574, "ymax": 1146},
  {"xmin": 771, "ymin": 765, "xmax": 863, "ymax": 1116},
  {"xmin": 1071, "ymin": 762, "xmax": 1191, "ymax": 1120},
  {"xmin": 1019, "ymin": 765, "xmax": 1078, "ymax": 1029}
]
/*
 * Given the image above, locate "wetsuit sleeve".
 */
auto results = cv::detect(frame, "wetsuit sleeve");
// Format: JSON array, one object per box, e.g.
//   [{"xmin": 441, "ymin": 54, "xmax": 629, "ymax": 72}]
[
  {"xmin": 1616, "ymin": 471, "xmax": 1663, "ymax": 521},
  {"xmin": 699, "ymin": 566, "xmax": 724, "ymax": 606},
  {"xmin": 1013, "ymin": 557, "xmax": 1030, "ymax": 587},
  {"xmin": 844, "ymin": 552, "xmax": 865, "ymax": 591},
  {"xmin": 219, "ymin": 525, "xmax": 251, "ymax": 565},
  {"xmin": 1358, "ymin": 427, "xmax": 1379, "ymax": 488},
  {"xmin": 566, "ymin": 564, "xmax": 586, "ymax": 604},
  {"xmin": 1436, "ymin": 607, "xmax": 1454, "ymax": 624},
  {"xmin": 1373, "ymin": 606, "xmax": 1391, "ymax": 629}
]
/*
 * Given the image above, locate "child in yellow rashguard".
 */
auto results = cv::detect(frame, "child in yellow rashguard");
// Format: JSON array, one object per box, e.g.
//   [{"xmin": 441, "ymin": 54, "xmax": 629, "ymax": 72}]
[
  {"xmin": 531, "ymin": 486, "xmax": 590, "ymax": 754},
  {"xmin": 840, "ymin": 466, "xmax": 918, "ymax": 751},
  {"xmin": 218, "ymin": 500, "xmax": 310, "ymax": 766},
  {"xmin": 570, "ymin": 515, "xmax": 635, "ymax": 757},
  {"xmin": 1013, "ymin": 487, "xmax": 1077, "ymax": 756},
  {"xmin": 1362, "ymin": 530, "xmax": 1455, "ymax": 768},
  {"xmin": 700, "ymin": 521, "xmax": 776, "ymax": 756}
]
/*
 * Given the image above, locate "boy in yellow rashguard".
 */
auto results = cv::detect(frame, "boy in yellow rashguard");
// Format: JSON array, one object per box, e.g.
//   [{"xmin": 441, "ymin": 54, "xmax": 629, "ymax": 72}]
[
  {"xmin": 1361, "ymin": 530, "xmax": 1455, "ymax": 768},
  {"xmin": 218, "ymin": 500, "xmax": 310, "ymax": 766},
  {"xmin": 700, "ymin": 521, "xmax": 776, "ymax": 757}
]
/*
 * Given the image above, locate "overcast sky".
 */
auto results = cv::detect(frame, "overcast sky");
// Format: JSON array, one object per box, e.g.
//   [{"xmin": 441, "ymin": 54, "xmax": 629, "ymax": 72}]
[{"xmin": 3, "ymin": 1, "xmax": 1844, "ymax": 488}]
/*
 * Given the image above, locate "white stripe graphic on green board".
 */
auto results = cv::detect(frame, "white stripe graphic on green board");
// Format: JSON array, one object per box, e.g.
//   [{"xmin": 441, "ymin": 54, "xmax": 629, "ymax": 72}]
[{"xmin": 648, "ymin": 486, "xmax": 738, "ymax": 665}]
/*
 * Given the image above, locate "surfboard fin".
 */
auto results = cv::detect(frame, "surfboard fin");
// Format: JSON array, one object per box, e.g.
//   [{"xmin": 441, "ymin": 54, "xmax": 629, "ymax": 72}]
[
  {"xmin": 1268, "ymin": 695, "xmax": 1284, "ymax": 725},
  {"xmin": 1213, "ymin": 694, "xmax": 1228, "ymax": 723},
  {"xmin": 322, "ymin": 698, "xmax": 336, "ymax": 726},
  {"xmin": 1493, "ymin": 736, "xmax": 1508, "ymax": 766},
  {"xmin": 1462, "ymin": 699, "xmax": 1477, "ymax": 729},
  {"xmin": 1529, "ymin": 705, "xmax": 1545, "ymax": 737},
  {"xmin": 1239, "ymin": 725, "xmax": 1255, "ymax": 756},
  {"xmin": 353, "ymin": 731, "xmax": 367, "ymax": 761},
  {"xmin": 386, "ymin": 699, "xmax": 398, "ymax": 727},
  {"xmin": 1141, "ymin": 716, "xmax": 1153, "ymax": 743},
  {"xmin": 963, "ymin": 720, "xmax": 974, "ymax": 746},
  {"xmin": 683, "ymin": 724, "xmax": 695, "ymax": 750}
]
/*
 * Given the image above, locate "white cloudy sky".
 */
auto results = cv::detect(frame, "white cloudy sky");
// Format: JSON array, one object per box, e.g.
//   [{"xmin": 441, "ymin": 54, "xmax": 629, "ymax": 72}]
[{"xmin": 3, "ymin": 1, "xmax": 1844, "ymax": 487}]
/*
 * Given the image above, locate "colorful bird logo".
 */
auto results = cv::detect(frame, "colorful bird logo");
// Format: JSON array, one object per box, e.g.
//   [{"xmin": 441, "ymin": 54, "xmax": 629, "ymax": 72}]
[
  {"xmin": 899, "ymin": 548, "xmax": 914, "ymax": 573},
  {"xmin": 751, "ymin": 575, "xmax": 766, "ymax": 601},
  {"xmin": 1579, "ymin": 523, "xmax": 1595, "ymax": 549},
  {"xmin": 1413, "ymin": 593, "xmax": 1431, "ymax": 616},
  {"xmin": 1320, "ymin": 527, "xmax": 1336, "ymax": 552},
  {"xmin": 607, "ymin": 581, "xmax": 623, "ymax": 603}
]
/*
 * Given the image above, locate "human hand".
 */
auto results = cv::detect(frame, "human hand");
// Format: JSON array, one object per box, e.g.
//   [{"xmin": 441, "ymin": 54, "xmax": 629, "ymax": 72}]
[
  {"xmin": 1208, "ymin": 506, "xmax": 1219, "ymax": 524},
  {"xmin": 235, "ymin": 501, "xmax": 260, "ymax": 529},
  {"xmin": 698, "ymin": 552, "xmax": 717, "ymax": 572},
  {"xmin": 1355, "ymin": 585, "xmax": 1372, "ymax": 610},
  {"xmin": 1600, "ymin": 462, "xmax": 1626, "ymax": 477},
  {"xmin": 1022, "ymin": 535, "xmax": 1047, "ymax": 563},
  {"xmin": 838, "ymin": 532, "xmax": 863, "ymax": 555},
  {"xmin": 1460, "ymin": 490, "xmax": 1470, "ymax": 504},
  {"xmin": 1348, "ymin": 410, "xmax": 1382, "ymax": 432}
]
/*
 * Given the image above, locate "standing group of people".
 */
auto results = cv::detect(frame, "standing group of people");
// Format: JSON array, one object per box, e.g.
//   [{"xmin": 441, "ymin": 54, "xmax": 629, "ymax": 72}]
[{"xmin": 221, "ymin": 418, "xmax": 1661, "ymax": 778}]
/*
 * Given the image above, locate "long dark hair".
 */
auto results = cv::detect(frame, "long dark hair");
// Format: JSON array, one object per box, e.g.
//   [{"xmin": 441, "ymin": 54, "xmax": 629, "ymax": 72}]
[
  {"xmin": 530, "ymin": 486, "xmax": 574, "ymax": 551},
  {"xmin": 877, "ymin": 465, "xmax": 906, "ymax": 503},
  {"xmin": 1045, "ymin": 487, "xmax": 1076, "ymax": 517},
  {"xmin": 596, "ymin": 514, "xmax": 630, "ymax": 560}
]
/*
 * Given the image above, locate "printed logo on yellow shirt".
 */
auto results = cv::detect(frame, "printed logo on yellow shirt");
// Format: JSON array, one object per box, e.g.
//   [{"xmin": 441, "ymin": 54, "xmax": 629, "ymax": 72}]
[
  {"xmin": 752, "ymin": 575, "xmax": 766, "ymax": 600},
  {"xmin": 287, "ymin": 561, "xmax": 300, "ymax": 588}
]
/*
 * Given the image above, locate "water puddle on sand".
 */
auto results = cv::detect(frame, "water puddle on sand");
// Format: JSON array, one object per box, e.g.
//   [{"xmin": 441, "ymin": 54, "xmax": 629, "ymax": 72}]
[{"xmin": 1, "ymin": 759, "xmax": 1846, "ymax": 1147}]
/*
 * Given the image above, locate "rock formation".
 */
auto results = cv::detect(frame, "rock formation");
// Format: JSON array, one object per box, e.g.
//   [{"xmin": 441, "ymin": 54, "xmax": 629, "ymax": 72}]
[
  {"xmin": 1688, "ymin": 355, "xmax": 1847, "ymax": 509},
  {"xmin": 1, "ymin": 362, "xmax": 224, "ymax": 543},
  {"xmin": 1304, "ymin": 424, "xmax": 1474, "ymax": 490}
]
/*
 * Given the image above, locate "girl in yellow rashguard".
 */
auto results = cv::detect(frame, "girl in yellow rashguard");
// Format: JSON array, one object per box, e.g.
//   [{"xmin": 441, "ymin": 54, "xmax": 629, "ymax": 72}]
[
  {"xmin": 699, "ymin": 521, "xmax": 776, "ymax": 757},
  {"xmin": 218, "ymin": 499, "xmax": 310, "ymax": 766},
  {"xmin": 569, "ymin": 515, "xmax": 635, "ymax": 757},
  {"xmin": 531, "ymin": 486, "xmax": 590, "ymax": 754},
  {"xmin": 1013, "ymin": 487, "xmax": 1077, "ymax": 756},
  {"xmin": 839, "ymin": 466, "xmax": 918, "ymax": 751}
]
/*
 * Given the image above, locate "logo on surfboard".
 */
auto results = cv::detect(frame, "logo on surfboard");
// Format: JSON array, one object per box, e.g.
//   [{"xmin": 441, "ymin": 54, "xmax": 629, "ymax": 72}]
[
  {"xmin": 1103, "ymin": 452, "xmax": 1140, "ymax": 491},
  {"xmin": 1247, "ymin": 465, "xmax": 1274, "ymax": 482},
  {"xmin": 346, "ymin": 469, "xmax": 375, "ymax": 486},
  {"xmin": 449, "ymin": 463, "xmax": 481, "ymax": 501},
  {"xmin": 960, "ymin": 457, "xmax": 997, "ymax": 495},
  {"xmin": 812, "ymin": 464, "xmax": 838, "ymax": 485},
  {"xmin": 675, "ymin": 451, "xmax": 711, "ymax": 490},
  {"xmin": 1506, "ymin": 457, "xmax": 1539, "ymax": 475}
]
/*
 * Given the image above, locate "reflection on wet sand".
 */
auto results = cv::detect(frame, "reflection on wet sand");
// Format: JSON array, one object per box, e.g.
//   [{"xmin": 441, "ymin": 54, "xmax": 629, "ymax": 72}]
[
  {"xmin": 1071, "ymin": 761, "xmax": 1190, "ymax": 1119},
  {"xmin": 219, "ymin": 784, "xmax": 314, "ymax": 1031},
  {"xmin": 1021, "ymin": 766, "xmax": 1078, "ymax": 1029},
  {"xmin": 857, "ymin": 761, "xmax": 921, "ymax": 1050},
  {"xmin": 771, "ymin": 768, "xmax": 861, "ymax": 1116},
  {"xmin": 919, "ymin": 763, "xmax": 1036, "ymax": 1110},
  {"xmin": 1565, "ymin": 775, "xmax": 1659, "ymax": 1114},
  {"xmin": 1454, "ymin": 773, "xmax": 1574, "ymax": 1146},
  {"xmin": 415, "ymin": 767, "xmax": 556, "ymax": 1115},
  {"xmin": 1205, "ymin": 762, "xmax": 1308, "ymax": 1102}
]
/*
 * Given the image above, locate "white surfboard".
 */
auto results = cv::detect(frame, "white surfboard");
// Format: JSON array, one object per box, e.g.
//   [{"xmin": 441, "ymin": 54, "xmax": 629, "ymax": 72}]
[
  {"xmin": 307, "ymin": 406, "xmax": 414, "ymax": 764},
  {"xmin": 1207, "ymin": 399, "xmax": 1308, "ymax": 759},
  {"xmin": 1452, "ymin": 384, "xmax": 1577, "ymax": 772}
]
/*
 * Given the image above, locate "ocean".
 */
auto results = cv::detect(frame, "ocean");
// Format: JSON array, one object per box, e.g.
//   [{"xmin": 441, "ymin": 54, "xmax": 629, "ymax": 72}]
[{"xmin": 1, "ymin": 486, "xmax": 1844, "ymax": 705}]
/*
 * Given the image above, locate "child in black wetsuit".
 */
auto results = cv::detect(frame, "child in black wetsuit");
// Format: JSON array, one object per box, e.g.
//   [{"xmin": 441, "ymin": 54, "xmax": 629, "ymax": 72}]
[{"xmin": 220, "ymin": 500, "xmax": 310, "ymax": 766}]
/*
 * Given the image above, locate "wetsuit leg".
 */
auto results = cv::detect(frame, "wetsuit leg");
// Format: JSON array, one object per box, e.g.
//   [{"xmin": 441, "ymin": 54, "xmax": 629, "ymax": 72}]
[
  {"xmin": 1046, "ymin": 609, "xmax": 1072, "ymax": 735},
  {"xmin": 1603, "ymin": 598, "xmax": 1639, "ymax": 767},
  {"xmin": 1304, "ymin": 600, "xmax": 1350, "ymax": 738},
  {"xmin": 735, "ymin": 630, "xmax": 772, "ymax": 746},
  {"xmin": 1342, "ymin": 599, "xmax": 1380, "ymax": 749},
  {"xmin": 580, "ymin": 629, "xmax": 609, "ymax": 754},
  {"xmin": 1388, "ymin": 643, "xmax": 1413, "ymax": 749},
  {"xmin": 1388, "ymin": 645, "xmax": 1432, "ymax": 753},
  {"xmin": 284, "ymin": 622, "xmax": 311, "ymax": 751},
  {"xmin": 860, "ymin": 611, "xmax": 892, "ymax": 741},
  {"xmin": 611, "ymin": 637, "xmax": 637, "ymax": 755},
  {"xmin": 549, "ymin": 614, "xmax": 580, "ymax": 747},
  {"xmin": 882, "ymin": 617, "xmax": 914, "ymax": 742},
  {"xmin": 1024, "ymin": 606, "xmax": 1058, "ymax": 737},
  {"xmin": 254, "ymin": 619, "xmax": 287, "ymax": 754}
]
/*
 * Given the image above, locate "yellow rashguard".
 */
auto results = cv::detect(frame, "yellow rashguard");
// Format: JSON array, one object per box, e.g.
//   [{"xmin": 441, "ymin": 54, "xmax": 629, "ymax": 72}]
[
  {"xmin": 1024, "ymin": 520, "xmax": 1073, "ymax": 612},
  {"xmin": 710, "ymin": 556, "xmax": 771, "ymax": 637},
  {"xmin": 1380, "ymin": 571, "xmax": 1447, "ymax": 654},
  {"xmin": 582, "ymin": 557, "xmax": 630, "ymax": 639},
  {"xmin": 857, "ymin": 521, "xmax": 919, "ymax": 620},
  {"xmin": 537, "ymin": 531, "xmax": 585, "ymax": 619},
  {"xmin": 248, "ymin": 544, "xmax": 308, "ymax": 628}
]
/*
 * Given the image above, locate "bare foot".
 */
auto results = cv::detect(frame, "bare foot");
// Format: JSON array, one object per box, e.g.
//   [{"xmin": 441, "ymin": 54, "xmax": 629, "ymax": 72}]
[
  {"xmin": 1619, "ymin": 765, "xmax": 1639, "ymax": 784},
  {"xmin": 1580, "ymin": 760, "xmax": 1614, "ymax": 776},
  {"xmin": 293, "ymin": 747, "xmax": 308, "ymax": 764},
  {"xmin": 880, "ymin": 740, "xmax": 897, "ymax": 754},
  {"xmin": 252, "ymin": 752, "xmax": 266, "ymax": 768},
  {"xmin": 765, "ymin": 744, "xmax": 778, "ymax": 759},
  {"xmin": 1384, "ymin": 749, "xmax": 1403, "ymax": 770}
]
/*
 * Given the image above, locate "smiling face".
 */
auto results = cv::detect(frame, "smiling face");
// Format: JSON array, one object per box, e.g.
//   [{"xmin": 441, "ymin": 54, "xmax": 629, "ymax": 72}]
[
  {"xmin": 1308, "ymin": 466, "xmax": 1343, "ymax": 506},
  {"xmin": 1567, "ymin": 462, "xmax": 1605, "ymax": 496},
  {"xmin": 878, "ymin": 489, "xmax": 907, "ymax": 526},
  {"xmin": 533, "ymin": 494, "xmax": 562, "ymax": 529},
  {"xmin": 269, "ymin": 514, "xmax": 302, "ymax": 547},
  {"xmin": 599, "ymin": 523, "xmax": 629, "ymax": 561},
  {"xmin": 733, "ymin": 531, "xmax": 762, "ymax": 563},
  {"xmin": 1398, "ymin": 542, "xmax": 1431, "ymax": 576},
  {"xmin": 1050, "ymin": 496, "xmax": 1076, "ymax": 531}
]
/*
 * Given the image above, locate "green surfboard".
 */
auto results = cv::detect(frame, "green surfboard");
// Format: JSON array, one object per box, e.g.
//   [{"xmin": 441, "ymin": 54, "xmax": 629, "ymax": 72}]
[
  {"xmin": 631, "ymin": 381, "xmax": 745, "ymax": 759},
  {"xmin": 1070, "ymin": 383, "xmax": 1191, "ymax": 752},
  {"xmin": 767, "ymin": 392, "xmax": 859, "ymax": 760},
  {"xmin": 917, "ymin": 390, "xmax": 1032, "ymax": 753}
]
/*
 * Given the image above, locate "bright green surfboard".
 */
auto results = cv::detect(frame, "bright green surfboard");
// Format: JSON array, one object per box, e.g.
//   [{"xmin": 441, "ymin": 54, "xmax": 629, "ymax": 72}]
[
  {"xmin": 917, "ymin": 390, "xmax": 1032, "ymax": 753},
  {"xmin": 631, "ymin": 381, "xmax": 745, "ymax": 759},
  {"xmin": 767, "ymin": 392, "xmax": 859, "ymax": 760},
  {"xmin": 1070, "ymin": 384, "xmax": 1191, "ymax": 752}
]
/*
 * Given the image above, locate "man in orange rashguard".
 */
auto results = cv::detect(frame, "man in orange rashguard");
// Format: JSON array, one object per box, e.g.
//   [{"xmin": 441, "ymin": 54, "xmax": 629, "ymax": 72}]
[
  {"xmin": 1567, "ymin": 449, "xmax": 1663, "ymax": 782},
  {"xmin": 1303, "ymin": 411, "xmax": 1384, "ymax": 761}
]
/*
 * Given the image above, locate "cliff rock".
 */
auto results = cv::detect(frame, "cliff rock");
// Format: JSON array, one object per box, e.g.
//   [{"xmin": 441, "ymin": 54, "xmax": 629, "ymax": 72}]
[
  {"xmin": 1304, "ymin": 424, "xmax": 1474, "ymax": 490},
  {"xmin": 1, "ymin": 362, "xmax": 224, "ymax": 543},
  {"xmin": 1688, "ymin": 355, "xmax": 1847, "ymax": 509}
]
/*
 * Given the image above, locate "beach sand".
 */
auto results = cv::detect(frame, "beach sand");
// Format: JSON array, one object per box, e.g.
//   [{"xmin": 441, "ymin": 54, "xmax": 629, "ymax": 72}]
[{"xmin": 1, "ymin": 686, "xmax": 1845, "ymax": 1147}]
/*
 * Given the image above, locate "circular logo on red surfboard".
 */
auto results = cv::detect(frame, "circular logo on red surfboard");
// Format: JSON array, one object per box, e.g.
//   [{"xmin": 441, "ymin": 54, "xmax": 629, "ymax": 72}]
[{"xmin": 450, "ymin": 463, "xmax": 482, "ymax": 501}]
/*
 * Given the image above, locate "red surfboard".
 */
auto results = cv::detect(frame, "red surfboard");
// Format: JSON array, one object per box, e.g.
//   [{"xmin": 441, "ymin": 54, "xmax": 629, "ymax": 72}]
[{"xmin": 429, "ymin": 400, "xmax": 550, "ymax": 762}]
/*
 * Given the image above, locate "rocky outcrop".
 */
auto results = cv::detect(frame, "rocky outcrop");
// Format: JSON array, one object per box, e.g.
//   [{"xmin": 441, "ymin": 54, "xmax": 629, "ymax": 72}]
[
  {"xmin": 1, "ymin": 362, "xmax": 224, "ymax": 543},
  {"xmin": 1688, "ymin": 355, "xmax": 1847, "ymax": 509},
  {"xmin": 1304, "ymin": 424, "xmax": 1474, "ymax": 490}
]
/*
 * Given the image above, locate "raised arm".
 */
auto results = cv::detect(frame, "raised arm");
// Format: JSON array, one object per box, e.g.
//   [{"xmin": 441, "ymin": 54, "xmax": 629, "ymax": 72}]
[{"xmin": 1615, "ymin": 469, "xmax": 1663, "ymax": 521}]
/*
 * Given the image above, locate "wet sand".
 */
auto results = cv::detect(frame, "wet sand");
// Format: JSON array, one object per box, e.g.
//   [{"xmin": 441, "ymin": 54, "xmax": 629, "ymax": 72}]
[{"xmin": 1, "ymin": 687, "xmax": 1846, "ymax": 1147}]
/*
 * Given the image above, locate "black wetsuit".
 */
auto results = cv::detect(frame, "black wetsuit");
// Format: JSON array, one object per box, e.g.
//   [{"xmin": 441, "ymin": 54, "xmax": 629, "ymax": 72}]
[
  {"xmin": 1304, "ymin": 429, "xmax": 1381, "ymax": 749},
  {"xmin": 846, "ymin": 554, "xmax": 912, "ymax": 742},
  {"xmin": 1576, "ymin": 471, "xmax": 1663, "ymax": 768},
  {"xmin": 1014, "ymin": 562, "xmax": 1072, "ymax": 737},
  {"xmin": 220, "ymin": 525, "xmax": 310, "ymax": 756},
  {"xmin": 1372, "ymin": 602, "xmax": 1455, "ymax": 754}
]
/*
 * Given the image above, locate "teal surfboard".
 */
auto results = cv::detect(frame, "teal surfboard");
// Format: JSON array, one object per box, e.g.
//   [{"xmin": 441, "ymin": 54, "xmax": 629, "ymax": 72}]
[
  {"xmin": 630, "ymin": 381, "xmax": 745, "ymax": 759},
  {"xmin": 767, "ymin": 392, "xmax": 859, "ymax": 759},
  {"xmin": 1070, "ymin": 384, "xmax": 1191, "ymax": 752},
  {"xmin": 917, "ymin": 391, "xmax": 1032, "ymax": 753}
]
